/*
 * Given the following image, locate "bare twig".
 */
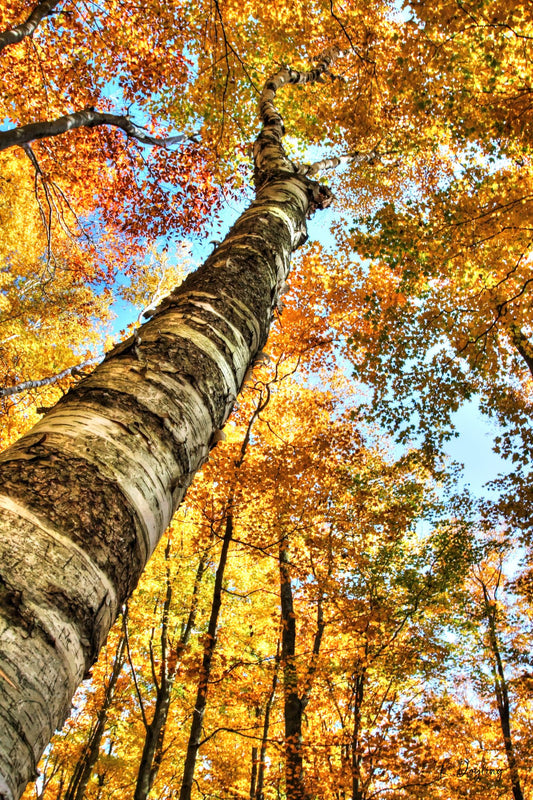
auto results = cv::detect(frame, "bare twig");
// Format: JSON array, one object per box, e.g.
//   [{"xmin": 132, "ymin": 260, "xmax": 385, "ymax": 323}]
[
  {"xmin": 23, "ymin": 143, "xmax": 54, "ymax": 266},
  {"xmin": 328, "ymin": 0, "xmax": 366, "ymax": 63}
]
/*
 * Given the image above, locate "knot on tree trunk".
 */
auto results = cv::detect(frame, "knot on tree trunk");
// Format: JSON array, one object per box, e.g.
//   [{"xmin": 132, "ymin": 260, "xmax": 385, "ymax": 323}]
[{"xmin": 305, "ymin": 180, "xmax": 335, "ymax": 215}]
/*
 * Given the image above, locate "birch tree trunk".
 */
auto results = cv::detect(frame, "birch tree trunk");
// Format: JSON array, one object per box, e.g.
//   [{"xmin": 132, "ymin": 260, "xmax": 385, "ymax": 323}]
[{"xmin": 0, "ymin": 48, "xmax": 338, "ymax": 800}]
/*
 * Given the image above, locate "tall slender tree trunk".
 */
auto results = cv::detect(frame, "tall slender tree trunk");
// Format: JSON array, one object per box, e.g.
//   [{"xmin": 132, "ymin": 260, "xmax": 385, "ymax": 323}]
[
  {"xmin": 254, "ymin": 641, "xmax": 280, "ymax": 800},
  {"xmin": 178, "ymin": 382, "xmax": 272, "ymax": 800},
  {"xmin": 63, "ymin": 630, "xmax": 126, "ymax": 800},
  {"xmin": 250, "ymin": 744, "xmax": 258, "ymax": 800},
  {"xmin": 351, "ymin": 671, "xmax": 366, "ymax": 800},
  {"xmin": 279, "ymin": 544, "xmax": 326, "ymax": 800},
  {"xmin": 0, "ymin": 48, "xmax": 338, "ymax": 800},
  {"xmin": 178, "ymin": 513, "xmax": 234, "ymax": 800},
  {"xmin": 133, "ymin": 549, "xmax": 207, "ymax": 800},
  {"xmin": 481, "ymin": 585, "xmax": 524, "ymax": 800},
  {"xmin": 279, "ymin": 543, "xmax": 306, "ymax": 800}
]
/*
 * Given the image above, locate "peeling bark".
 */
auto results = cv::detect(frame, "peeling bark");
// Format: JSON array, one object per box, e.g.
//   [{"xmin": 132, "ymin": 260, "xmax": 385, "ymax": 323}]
[{"xmin": 0, "ymin": 48, "xmax": 339, "ymax": 800}]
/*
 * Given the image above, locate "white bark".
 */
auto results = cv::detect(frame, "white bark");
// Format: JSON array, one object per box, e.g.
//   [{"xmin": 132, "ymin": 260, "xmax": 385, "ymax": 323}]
[
  {"xmin": 0, "ymin": 49, "xmax": 339, "ymax": 800},
  {"xmin": 0, "ymin": 359, "xmax": 98, "ymax": 399}
]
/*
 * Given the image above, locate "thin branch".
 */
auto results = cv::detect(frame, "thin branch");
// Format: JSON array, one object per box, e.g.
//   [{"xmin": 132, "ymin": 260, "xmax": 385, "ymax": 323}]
[
  {"xmin": 301, "ymin": 149, "xmax": 382, "ymax": 177},
  {"xmin": 25, "ymin": 142, "xmax": 81, "ymax": 245},
  {"xmin": 212, "ymin": 0, "xmax": 231, "ymax": 149},
  {"xmin": 48, "ymin": 176, "xmax": 94, "ymax": 245},
  {"xmin": 23, "ymin": 143, "xmax": 54, "ymax": 265},
  {"xmin": 212, "ymin": 0, "xmax": 260, "ymax": 95},
  {"xmin": 124, "ymin": 613, "xmax": 149, "ymax": 730},
  {"xmin": 0, "ymin": 110, "xmax": 190, "ymax": 152},
  {"xmin": 199, "ymin": 725, "xmax": 268, "ymax": 747},
  {"xmin": 328, "ymin": 0, "xmax": 366, "ymax": 63},
  {"xmin": 0, "ymin": 0, "xmax": 62, "ymax": 54},
  {"xmin": 0, "ymin": 358, "xmax": 99, "ymax": 398}
]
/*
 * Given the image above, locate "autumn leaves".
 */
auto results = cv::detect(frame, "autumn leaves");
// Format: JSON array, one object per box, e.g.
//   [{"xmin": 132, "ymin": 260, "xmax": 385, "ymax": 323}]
[{"xmin": 1, "ymin": 0, "xmax": 533, "ymax": 797}]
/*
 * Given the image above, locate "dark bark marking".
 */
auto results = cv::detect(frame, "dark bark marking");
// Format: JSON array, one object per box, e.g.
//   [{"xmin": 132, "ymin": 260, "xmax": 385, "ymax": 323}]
[{"xmin": 0, "ymin": 453, "xmax": 142, "ymax": 597}]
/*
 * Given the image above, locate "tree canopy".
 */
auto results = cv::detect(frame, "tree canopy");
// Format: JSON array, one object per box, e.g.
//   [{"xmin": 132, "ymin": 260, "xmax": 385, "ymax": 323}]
[{"xmin": 1, "ymin": 0, "xmax": 533, "ymax": 799}]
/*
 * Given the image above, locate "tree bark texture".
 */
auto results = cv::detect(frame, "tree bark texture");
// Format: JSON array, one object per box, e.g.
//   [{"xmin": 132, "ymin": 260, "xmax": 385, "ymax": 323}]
[{"xmin": 0, "ymin": 48, "xmax": 338, "ymax": 800}]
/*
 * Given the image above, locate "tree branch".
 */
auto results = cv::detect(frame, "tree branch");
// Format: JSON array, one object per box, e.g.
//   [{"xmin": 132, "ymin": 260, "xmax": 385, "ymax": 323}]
[
  {"xmin": 509, "ymin": 324, "xmax": 533, "ymax": 379},
  {"xmin": 123, "ymin": 612, "xmax": 149, "ymax": 730},
  {"xmin": 0, "ymin": 358, "xmax": 99, "ymax": 399},
  {"xmin": 253, "ymin": 46, "xmax": 343, "ymax": 186},
  {"xmin": 0, "ymin": 111, "xmax": 189, "ymax": 152},
  {"xmin": 0, "ymin": 0, "xmax": 61, "ymax": 54},
  {"xmin": 328, "ymin": 0, "xmax": 366, "ymax": 64},
  {"xmin": 301, "ymin": 149, "xmax": 381, "ymax": 177}
]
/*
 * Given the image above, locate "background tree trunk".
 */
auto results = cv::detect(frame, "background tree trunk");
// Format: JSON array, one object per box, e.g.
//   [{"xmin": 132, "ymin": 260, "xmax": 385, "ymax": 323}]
[
  {"xmin": 279, "ymin": 542, "xmax": 306, "ymax": 800},
  {"xmin": 178, "ymin": 513, "xmax": 234, "ymax": 800},
  {"xmin": 254, "ymin": 643, "xmax": 279, "ymax": 800},
  {"xmin": 133, "ymin": 548, "xmax": 207, "ymax": 800},
  {"xmin": 481, "ymin": 582, "xmax": 524, "ymax": 800},
  {"xmin": 63, "ymin": 629, "xmax": 126, "ymax": 800}
]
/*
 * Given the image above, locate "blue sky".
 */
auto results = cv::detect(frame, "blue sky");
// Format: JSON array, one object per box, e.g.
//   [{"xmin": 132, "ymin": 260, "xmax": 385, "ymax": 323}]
[
  {"xmin": 445, "ymin": 400, "xmax": 510, "ymax": 498},
  {"xmin": 108, "ymin": 153, "xmax": 512, "ymax": 507}
]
